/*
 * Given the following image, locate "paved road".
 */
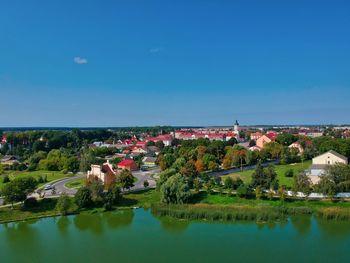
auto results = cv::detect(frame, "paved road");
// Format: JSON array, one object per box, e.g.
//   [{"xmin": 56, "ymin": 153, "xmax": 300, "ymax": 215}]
[{"xmin": 44, "ymin": 168, "xmax": 160, "ymax": 196}]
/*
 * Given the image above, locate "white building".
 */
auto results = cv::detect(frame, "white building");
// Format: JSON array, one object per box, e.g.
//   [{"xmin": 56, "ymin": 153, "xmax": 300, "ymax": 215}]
[{"xmin": 308, "ymin": 150, "xmax": 348, "ymax": 184}]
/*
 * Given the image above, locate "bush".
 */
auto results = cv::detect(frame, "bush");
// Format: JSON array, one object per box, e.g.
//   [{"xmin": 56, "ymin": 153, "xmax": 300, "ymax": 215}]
[
  {"xmin": 75, "ymin": 187, "xmax": 93, "ymax": 208},
  {"xmin": 2, "ymin": 175, "xmax": 10, "ymax": 184},
  {"xmin": 285, "ymin": 169, "xmax": 294, "ymax": 178},
  {"xmin": 237, "ymin": 184, "xmax": 251, "ymax": 198},
  {"xmin": 56, "ymin": 194, "xmax": 72, "ymax": 215},
  {"xmin": 24, "ymin": 197, "xmax": 38, "ymax": 208},
  {"xmin": 143, "ymin": 180, "xmax": 149, "ymax": 188}
]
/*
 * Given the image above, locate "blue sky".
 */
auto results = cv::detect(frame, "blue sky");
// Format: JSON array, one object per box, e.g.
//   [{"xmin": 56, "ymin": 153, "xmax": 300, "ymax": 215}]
[{"xmin": 1, "ymin": 0, "xmax": 350, "ymax": 127}]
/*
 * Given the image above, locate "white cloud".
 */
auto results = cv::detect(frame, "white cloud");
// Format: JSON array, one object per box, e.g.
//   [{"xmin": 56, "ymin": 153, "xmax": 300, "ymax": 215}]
[
  {"xmin": 149, "ymin": 47, "xmax": 163, "ymax": 54},
  {"xmin": 73, "ymin": 56, "xmax": 88, "ymax": 64}
]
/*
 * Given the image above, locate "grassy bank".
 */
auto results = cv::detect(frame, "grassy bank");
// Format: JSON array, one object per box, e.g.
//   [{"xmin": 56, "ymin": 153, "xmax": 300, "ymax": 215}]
[
  {"xmin": 152, "ymin": 203, "xmax": 312, "ymax": 223},
  {"xmin": 0, "ymin": 189, "xmax": 159, "ymax": 224},
  {"xmin": 0, "ymin": 198, "xmax": 78, "ymax": 224},
  {"xmin": 225, "ymin": 161, "xmax": 312, "ymax": 187}
]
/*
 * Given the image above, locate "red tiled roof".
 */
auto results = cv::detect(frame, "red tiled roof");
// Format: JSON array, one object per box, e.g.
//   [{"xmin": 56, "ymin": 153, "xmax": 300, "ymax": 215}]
[{"xmin": 118, "ymin": 159, "xmax": 135, "ymax": 167}]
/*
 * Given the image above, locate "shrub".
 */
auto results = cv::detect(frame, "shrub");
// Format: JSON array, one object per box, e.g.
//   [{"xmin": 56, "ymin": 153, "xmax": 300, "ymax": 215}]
[
  {"xmin": 285, "ymin": 169, "xmax": 294, "ymax": 178},
  {"xmin": 56, "ymin": 194, "xmax": 71, "ymax": 215},
  {"xmin": 24, "ymin": 197, "xmax": 38, "ymax": 208},
  {"xmin": 2, "ymin": 175, "xmax": 10, "ymax": 184},
  {"xmin": 143, "ymin": 180, "xmax": 149, "ymax": 188},
  {"xmin": 75, "ymin": 187, "xmax": 93, "ymax": 208},
  {"xmin": 237, "ymin": 184, "xmax": 251, "ymax": 198}
]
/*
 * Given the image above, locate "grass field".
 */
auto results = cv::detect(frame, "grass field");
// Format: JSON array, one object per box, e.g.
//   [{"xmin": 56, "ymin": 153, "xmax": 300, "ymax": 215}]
[
  {"xmin": 196, "ymin": 191, "xmax": 350, "ymax": 209},
  {"xmin": 65, "ymin": 178, "xmax": 87, "ymax": 189},
  {"xmin": 0, "ymin": 170, "xmax": 70, "ymax": 190},
  {"xmin": 224, "ymin": 160, "xmax": 312, "ymax": 188}
]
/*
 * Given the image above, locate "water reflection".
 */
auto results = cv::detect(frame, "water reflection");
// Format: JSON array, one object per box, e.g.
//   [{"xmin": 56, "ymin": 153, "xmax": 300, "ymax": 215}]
[
  {"xmin": 2, "ymin": 220, "xmax": 41, "ymax": 262},
  {"xmin": 315, "ymin": 217, "xmax": 350, "ymax": 239},
  {"xmin": 290, "ymin": 215, "xmax": 312, "ymax": 236},
  {"xmin": 102, "ymin": 210, "xmax": 134, "ymax": 229},
  {"xmin": 74, "ymin": 213, "xmax": 104, "ymax": 235},
  {"xmin": 57, "ymin": 216, "xmax": 71, "ymax": 235},
  {"xmin": 157, "ymin": 216, "xmax": 190, "ymax": 233}
]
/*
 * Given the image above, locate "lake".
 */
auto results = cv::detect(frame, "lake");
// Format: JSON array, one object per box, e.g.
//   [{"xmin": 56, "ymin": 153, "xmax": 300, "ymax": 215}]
[{"xmin": 1, "ymin": 209, "xmax": 350, "ymax": 263}]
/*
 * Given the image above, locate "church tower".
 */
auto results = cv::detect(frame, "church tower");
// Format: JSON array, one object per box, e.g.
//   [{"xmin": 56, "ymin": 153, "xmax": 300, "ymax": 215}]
[{"xmin": 234, "ymin": 120, "xmax": 239, "ymax": 133}]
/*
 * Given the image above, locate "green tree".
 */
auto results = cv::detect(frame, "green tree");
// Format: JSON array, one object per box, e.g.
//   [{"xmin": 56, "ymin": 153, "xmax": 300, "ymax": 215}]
[
  {"xmin": 117, "ymin": 169, "xmax": 135, "ymax": 191},
  {"xmin": 278, "ymin": 186, "xmax": 286, "ymax": 202},
  {"xmin": 74, "ymin": 186, "xmax": 93, "ymax": 208},
  {"xmin": 180, "ymin": 160, "xmax": 198, "ymax": 178},
  {"xmin": 224, "ymin": 176, "xmax": 234, "ymax": 189},
  {"xmin": 193, "ymin": 177, "xmax": 202, "ymax": 193},
  {"xmin": 1, "ymin": 177, "xmax": 38, "ymax": 207},
  {"xmin": 56, "ymin": 194, "xmax": 72, "ymax": 215},
  {"xmin": 64, "ymin": 156, "xmax": 80, "ymax": 173},
  {"xmin": 237, "ymin": 183, "xmax": 250, "ymax": 198},
  {"xmin": 293, "ymin": 172, "xmax": 311, "ymax": 196},
  {"xmin": 157, "ymin": 169, "xmax": 177, "ymax": 190},
  {"xmin": 160, "ymin": 174, "xmax": 191, "ymax": 204},
  {"xmin": 89, "ymin": 181, "xmax": 104, "ymax": 203},
  {"xmin": 255, "ymin": 186, "xmax": 263, "ymax": 200}
]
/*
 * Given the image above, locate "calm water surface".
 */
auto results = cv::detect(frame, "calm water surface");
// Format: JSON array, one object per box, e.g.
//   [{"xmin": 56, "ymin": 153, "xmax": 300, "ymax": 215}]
[{"xmin": 1, "ymin": 209, "xmax": 350, "ymax": 263}]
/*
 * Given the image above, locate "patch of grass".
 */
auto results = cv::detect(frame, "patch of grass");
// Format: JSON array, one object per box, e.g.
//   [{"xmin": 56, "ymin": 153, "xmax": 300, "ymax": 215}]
[
  {"xmin": 224, "ymin": 161, "xmax": 312, "ymax": 188},
  {"xmin": 65, "ymin": 178, "xmax": 86, "ymax": 189},
  {"xmin": 193, "ymin": 191, "xmax": 350, "ymax": 210},
  {"xmin": 0, "ymin": 170, "xmax": 70, "ymax": 190},
  {"xmin": 118, "ymin": 189, "xmax": 160, "ymax": 209}
]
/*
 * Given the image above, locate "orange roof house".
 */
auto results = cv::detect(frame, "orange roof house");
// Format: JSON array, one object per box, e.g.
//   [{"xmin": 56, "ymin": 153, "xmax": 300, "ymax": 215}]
[
  {"xmin": 117, "ymin": 159, "xmax": 137, "ymax": 171},
  {"xmin": 256, "ymin": 135, "xmax": 272, "ymax": 148}
]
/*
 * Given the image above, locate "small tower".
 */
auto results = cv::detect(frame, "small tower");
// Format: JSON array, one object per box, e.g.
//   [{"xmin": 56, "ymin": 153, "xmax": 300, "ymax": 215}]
[{"xmin": 234, "ymin": 120, "xmax": 239, "ymax": 133}]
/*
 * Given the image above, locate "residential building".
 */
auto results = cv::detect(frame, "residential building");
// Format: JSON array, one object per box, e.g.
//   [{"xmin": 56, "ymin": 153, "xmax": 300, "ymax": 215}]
[
  {"xmin": 250, "ymin": 132, "xmax": 263, "ymax": 141},
  {"xmin": 288, "ymin": 142, "xmax": 304, "ymax": 153},
  {"xmin": 142, "ymin": 157, "xmax": 157, "ymax": 167},
  {"xmin": 87, "ymin": 161, "xmax": 117, "ymax": 185},
  {"xmin": 117, "ymin": 159, "xmax": 137, "ymax": 171},
  {"xmin": 308, "ymin": 150, "xmax": 348, "ymax": 184},
  {"xmin": 256, "ymin": 135, "xmax": 272, "ymax": 148}
]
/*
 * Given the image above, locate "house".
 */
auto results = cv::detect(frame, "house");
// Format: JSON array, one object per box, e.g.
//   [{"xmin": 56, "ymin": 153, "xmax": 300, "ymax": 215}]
[
  {"xmin": 289, "ymin": 142, "xmax": 304, "ymax": 153},
  {"xmin": 256, "ymin": 135, "xmax": 272, "ymax": 148},
  {"xmin": 142, "ymin": 156, "xmax": 157, "ymax": 167},
  {"xmin": 130, "ymin": 146, "xmax": 147, "ymax": 154},
  {"xmin": 1, "ymin": 155, "xmax": 19, "ymax": 166},
  {"xmin": 308, "ymin": 150, "xmax": 348, "ymax": 184},
  {"xmin": 145, "ymin": 134, "xmax": 173, "ymax": 146},
  {"xmin": 117, "ymin": 159, "xmax": 137, "ymax": 171},
  {"xmin": 87, "ymin": 161, "xmax": 117, "ymax": 186},
  {"xmin": 250, "ymin": 132, "xmax": 263, "ymax": 141},
  {"xmin": 146, "ymin": 146, "xmax": 161, "ymax": 156}
]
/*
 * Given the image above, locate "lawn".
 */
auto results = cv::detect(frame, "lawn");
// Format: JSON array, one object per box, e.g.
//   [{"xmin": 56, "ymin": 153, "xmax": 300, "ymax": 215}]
[
  {"xmin": 195, "ymin": 191, "xmax": 350, "ymax": 209},
  {"xmin": 0, "ymin": 170, "xmax": 71, "ymax": 190},
  {"xmin": 65, "ymin": 178, "xmax": 87, "ymax": 189},
  {"xmin": 119, "ymin": 189, "xmax": 160, "ymax": 209},
  {"xmin": 224, "ymin": 160, "xmax": 312, "ymax": 188}
]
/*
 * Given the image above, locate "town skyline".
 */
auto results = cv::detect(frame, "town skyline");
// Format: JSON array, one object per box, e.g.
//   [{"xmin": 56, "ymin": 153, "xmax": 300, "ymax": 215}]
[{"xmin": 1, "ymin": 0, "xmax": 350, "ymax": 126}]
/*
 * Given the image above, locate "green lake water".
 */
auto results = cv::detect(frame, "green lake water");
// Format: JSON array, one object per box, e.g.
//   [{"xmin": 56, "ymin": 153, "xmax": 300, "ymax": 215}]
[{"xmin": 1, "ymin": 209, "xmax": 350, "ymax": 263}]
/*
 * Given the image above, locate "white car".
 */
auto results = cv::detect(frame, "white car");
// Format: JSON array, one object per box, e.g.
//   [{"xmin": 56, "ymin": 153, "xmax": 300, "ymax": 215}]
[{"xmin": 44, "ymin": 184, "xmax": 53, "ymax": 191}]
